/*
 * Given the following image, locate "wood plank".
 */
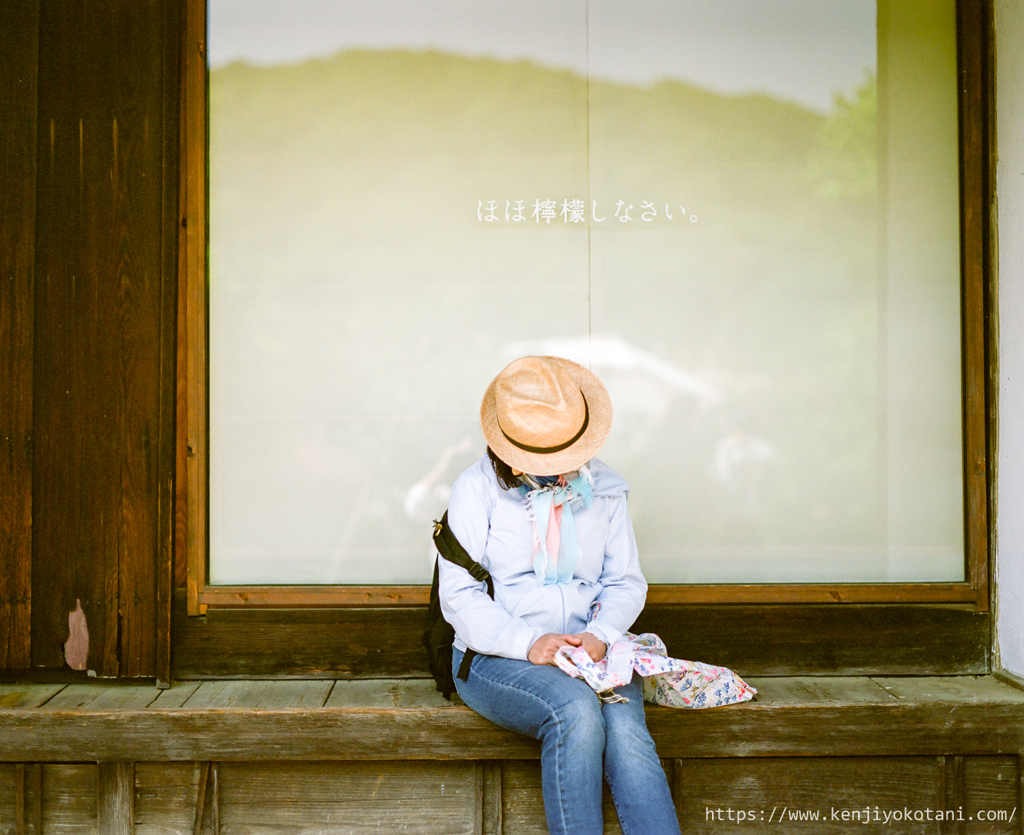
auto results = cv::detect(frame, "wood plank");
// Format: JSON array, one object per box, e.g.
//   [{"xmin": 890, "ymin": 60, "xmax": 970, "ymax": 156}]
[
  {"xmin": 173, "ymin": 592, "xmax": 432, "ymax": 678},
  {"xmin": 1, "ymin": 766, "xmax": 18, "ymax": 835},
  {"xmin": 33, "ymin": 0, "xmax": 120, "ymax": 675},
  {"xmin": 871, "ymin": 677, "xmax": 1024, "ymax": 704},
  {"xmin": 40, "ymin": 764, "xmax": 98, "ymax": 835},
  {"xmin": 147, "ymin": 682, "xmax": 202, "ymax": 709},
  {"xmin": 674, "ymin": 756, "xmax": 939, "ymax": 834},
  {"xmin": 0, "ymin": 0, "xmax": 38, "ymax": 673},
  {"xmin": 631, "ymin": 604, "xmax": 991, "ymax": 677},
  {"xmin": 180, "ymin": 680, "xmax": 333, "ymax": 709},
  {"xmin": 324, "ymin": 679, "xmax": 457, "ymax": 709},
  {"xmin": 743, "ymin": 676, "xmax": 896, "ymax": 705},
  {"xmin": 133, "ymin": 763, "xmax": 199, "ymax": 835},
  {"xmin": 45, "ymin": 683, "xmax": 163, "ymax": 710},
  {"xmin": 0, "ymin": 683, "xmax": 66, "ymax": 708},
  {"xmin": 481, "ymin": 761, "xmax": 503, "ymax": 835},
  {"xmin": 962, "ymin": 757, "xmax": 1018, "ymax": 835},
  {"xmin": 173, "ymin": 592, "xmax": 991, "ymax": 678},
  {"xmin": 940, "ymin": 754, "xmax": 965, "ymax": 835},
  {"xmin": 98, "ymin": 762, "xmax": 134, "ymax": 835},
  {"xmin": 105, "ymin": 0, "xmax": 174, "ymax": 681},
  {"xmin": 502, "ymin": 760, "xmax": 624, "ymax": 835},
  {"xmin": 26, "ymin": 763, "xmax": 42, "ymax": 835},
  {"xmin": 217, "ymin": 762, "xmax": 478, "ymax": 835}
]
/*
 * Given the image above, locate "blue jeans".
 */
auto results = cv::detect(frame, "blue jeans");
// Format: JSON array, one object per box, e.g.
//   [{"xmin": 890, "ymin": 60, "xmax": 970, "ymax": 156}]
[{"xmin": 453, "ymin": 648, "xmax": 681, "ymax": 835}]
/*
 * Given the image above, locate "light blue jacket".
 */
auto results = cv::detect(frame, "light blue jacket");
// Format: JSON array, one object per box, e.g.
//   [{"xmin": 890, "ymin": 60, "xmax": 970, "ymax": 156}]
[{"xmin": 438, "ymin": 456, "xmax": 648, "ymax": 661}]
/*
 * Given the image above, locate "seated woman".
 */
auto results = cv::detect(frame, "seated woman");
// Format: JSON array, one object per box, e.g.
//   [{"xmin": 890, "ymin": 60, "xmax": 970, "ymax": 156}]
[{"xmin": 439, "ymin": 355, "xmax": 681, "ymax": 835}]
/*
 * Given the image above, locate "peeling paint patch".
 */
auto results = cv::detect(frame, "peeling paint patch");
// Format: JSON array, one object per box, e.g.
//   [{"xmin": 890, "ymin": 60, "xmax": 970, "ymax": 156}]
[{"xmin": 64, "ymin": 599, "xmax": 89, "ymax": 670}]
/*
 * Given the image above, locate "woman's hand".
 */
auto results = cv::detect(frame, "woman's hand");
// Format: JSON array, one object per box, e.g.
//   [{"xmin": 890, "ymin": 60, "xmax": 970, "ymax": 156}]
[
  {"xmin": 528, "ymin": 633, "xmax": 582, "ymax": 666},
  {"xmin": 573, "ymin": 632, "xmax": 607, "ymax": 662}
]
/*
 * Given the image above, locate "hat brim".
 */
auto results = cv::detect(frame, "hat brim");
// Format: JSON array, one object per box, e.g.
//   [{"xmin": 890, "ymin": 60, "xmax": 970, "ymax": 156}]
[{"xmin": 480, "ymin": 356, "xmax": 613, "ymax": 476}]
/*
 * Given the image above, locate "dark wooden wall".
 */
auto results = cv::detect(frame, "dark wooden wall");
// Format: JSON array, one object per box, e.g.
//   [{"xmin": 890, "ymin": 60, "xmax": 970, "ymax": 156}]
[{"xmin": 0, "ymin": 0, "xmax": 179, "ymax": 679}]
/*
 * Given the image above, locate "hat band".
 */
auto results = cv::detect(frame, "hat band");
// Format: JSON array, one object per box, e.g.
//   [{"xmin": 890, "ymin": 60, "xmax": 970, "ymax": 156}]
[{"xmin": 498, "ymin": 395, "xmax": 590, "ymax": 455}]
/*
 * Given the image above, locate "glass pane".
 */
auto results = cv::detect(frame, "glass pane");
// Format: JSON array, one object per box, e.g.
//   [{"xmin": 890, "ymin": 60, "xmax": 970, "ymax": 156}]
[{"xmin": 208, "ymin": 0, "xmax": 963, "ymax": 585}]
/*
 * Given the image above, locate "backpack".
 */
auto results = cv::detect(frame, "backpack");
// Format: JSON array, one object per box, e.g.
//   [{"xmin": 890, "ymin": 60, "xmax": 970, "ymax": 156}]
[{"xmin": 422, "ymin": 511, "xmax": 494, "ymax": 700}]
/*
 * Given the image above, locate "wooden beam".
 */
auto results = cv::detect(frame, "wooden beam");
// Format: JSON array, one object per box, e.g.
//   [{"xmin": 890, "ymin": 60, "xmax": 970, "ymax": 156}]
[
  {"xmin": 2, "ymin": 698, "xmax": 1024, "ymax": 763},
  {"xmin": 191, "ymin": 762, "xmax": 209, "ymax": 835},
  {"xmin": 957, "ymin": 0, "xmax": 994, "ymax": 614},
  {"xmin": 98, "ymin": 761, "xmax": 134, "ymax": 835},
  {"xmin": 192, "ymin": 581, "xmax": 982, "ymax": 610},
  {"xmin": 155, "ymin": 0, "xmax": 183, "ymax": 690},
  {"xmin": 182, "ymin": 0, "xmax": 208, "ymax": 618},
  {"xmin": 480, "ymin": 761, "xmax": 503, "ymax": 835},
  {"xmin": 16, "ymin": 763, "xmax": 42, "ymax": 835},
  {"xmin": 173, "ymin": 591, "xmax": 989, "ymax": 678}
]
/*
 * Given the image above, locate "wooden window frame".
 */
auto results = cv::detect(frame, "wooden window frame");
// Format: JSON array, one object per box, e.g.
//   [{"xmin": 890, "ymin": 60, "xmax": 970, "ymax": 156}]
[{"xmin": 178, "ymin": 0, "xmax": 993, "ymax": 620}]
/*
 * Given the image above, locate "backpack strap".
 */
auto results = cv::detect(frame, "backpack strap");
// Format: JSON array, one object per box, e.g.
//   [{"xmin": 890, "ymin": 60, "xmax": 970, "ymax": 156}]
[{"xmin": 432, "ymin": 511, "xmax": 494, "ymax": 680}]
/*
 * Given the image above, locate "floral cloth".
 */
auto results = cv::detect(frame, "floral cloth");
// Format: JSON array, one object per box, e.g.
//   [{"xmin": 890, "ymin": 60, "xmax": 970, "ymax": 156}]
[{"xmin": 554, "ymin": 632, "xmax": 756, "ymax": 708}]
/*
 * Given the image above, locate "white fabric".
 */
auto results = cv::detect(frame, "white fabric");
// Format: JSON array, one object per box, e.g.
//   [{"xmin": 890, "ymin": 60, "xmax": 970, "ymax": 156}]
[{"xmin": 438, "ymin": 456, "xmax": 647, "ymax": 661}]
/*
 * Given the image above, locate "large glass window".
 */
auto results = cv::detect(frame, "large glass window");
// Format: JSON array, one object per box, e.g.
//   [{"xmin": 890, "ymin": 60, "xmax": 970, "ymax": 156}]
[{"xmin": 206, "ymin": 0, "xmax": 962, "ymax": 586}]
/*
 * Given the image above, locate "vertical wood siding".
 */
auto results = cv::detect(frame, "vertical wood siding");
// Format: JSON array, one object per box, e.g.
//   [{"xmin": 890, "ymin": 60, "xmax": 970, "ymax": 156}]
[
  {"xmin": 0, "ymin": 0, "xmax": 39, "ymax": 671},
  {"xmin": 0, "ymin": 0, "xmax": 177, "ymax": 678},
  {"xmin": 2, "ymin": 756, "xmax": 1021, "ymax": 835}
]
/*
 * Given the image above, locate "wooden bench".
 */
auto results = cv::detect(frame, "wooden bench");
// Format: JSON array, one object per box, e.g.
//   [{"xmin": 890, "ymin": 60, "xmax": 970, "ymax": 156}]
[
  {"xmin": 3, "ymin": 675, "xmax": 1024, "ymax": 761},
  {"xmin": 3, "ymin": 676, "xmax": 1024, "ymax": 834}
]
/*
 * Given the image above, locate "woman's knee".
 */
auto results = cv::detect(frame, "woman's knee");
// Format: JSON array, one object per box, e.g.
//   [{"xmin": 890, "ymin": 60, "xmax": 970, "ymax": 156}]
[{"xmin": 541, "ymin": 688, "xmax": 605, "ymax": 749}]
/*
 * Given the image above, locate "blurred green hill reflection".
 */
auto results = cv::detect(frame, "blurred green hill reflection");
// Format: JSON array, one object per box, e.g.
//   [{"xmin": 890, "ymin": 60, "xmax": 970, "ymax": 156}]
[{"xmin": 207, "ymin": 50, "xmax": 958, "ymax": 586}]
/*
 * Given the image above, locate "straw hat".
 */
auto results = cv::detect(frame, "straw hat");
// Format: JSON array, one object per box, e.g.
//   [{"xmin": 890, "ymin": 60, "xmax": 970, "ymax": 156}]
[{"xmin": 480, "ymin": 356, "xmax": 613, "ymax": 476}]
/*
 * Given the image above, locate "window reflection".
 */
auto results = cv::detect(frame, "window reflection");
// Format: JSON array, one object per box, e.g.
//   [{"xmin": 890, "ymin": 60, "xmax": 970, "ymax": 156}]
[{"xmin": 208, "ymin": 0, "xmax": 963, "ymax": 585}]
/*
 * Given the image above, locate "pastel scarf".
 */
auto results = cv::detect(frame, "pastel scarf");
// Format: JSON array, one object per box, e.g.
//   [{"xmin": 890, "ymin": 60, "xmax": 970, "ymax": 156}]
[{"xmin": 518, "ymin": 466, "xmax": 594, "ymax": 585}]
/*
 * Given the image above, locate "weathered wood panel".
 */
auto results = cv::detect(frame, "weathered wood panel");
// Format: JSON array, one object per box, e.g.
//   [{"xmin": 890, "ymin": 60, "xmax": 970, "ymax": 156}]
[
  {"xmin": 31, "ymin": 0, "xmax": 178, "ymax": 678},
  {"xmin": 34, "ymin": 0, "xmax": 121, "ymax": 676},
  {"xmin": 632, "ymin": 604, "xmax": 991, "ymax": 676},
  {"xmin": 324, "ymin": 678, "xmax": 453, "ymax": 708},
  {"xmin": 7, "ymin": 685, "xmax": 1024, "ymax": 762},
  {"xmin": 147, "ymin": 682, "xmax": 202, "ymax": 709},
  {"xmin": 675, "ymin": 756, "xmax": 941, "ymax": 834},
  {"xmin": 4, "ymin": 756, "xmax": 1022, "ymax": 835},
  {"xmin": 44, "ymin": 683, "xmax": 163, "ymax": 711},
  {"xmin": 962, "ymin": 757, "xmax": 1019, "ymax": 835},
  {"xmin": 872, "ymin": 676, "xmax": 1024, "ymax": 703},
  {"xmin": 134, "ymin": 763, "xmax": 200, "ymax": 835},
  {"xmin": 174, "ymin": 592, "xmax": 990, "ymax": 678},
  {"xmin": 502, "ymin": 760, "xmax": 625, "ymax": 835},
  {"xmin": 40, "ymin": 764, "xmax": 97, "ymax": 835},
  {"xmin": 745, "ymin": 676, "xmax": 895, "ymax": 704},
  {"xmin": 0, "ymin": 763, "xmax": 42, "ymax": 835},
  {"xmin": 172, "ymin": 594, "xmax": 430, "ymax": 678},
  {"xmin": 0, "ymin": 0, "xmax": 38, "ymax": 673},
  {"xmin": 0, "ymin": 683, "xmax": 66, "ymax": 709},
  {"xmin": 0, "ymin": 765, "xmax": 18, "ymax": 834},
  {"xmin": 216, "ymin": 762, "xmax": 478, "ymax": 835},
  {"xmin": 178, "ymin": 680, "xmax": 333, "ymax": 709}
]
